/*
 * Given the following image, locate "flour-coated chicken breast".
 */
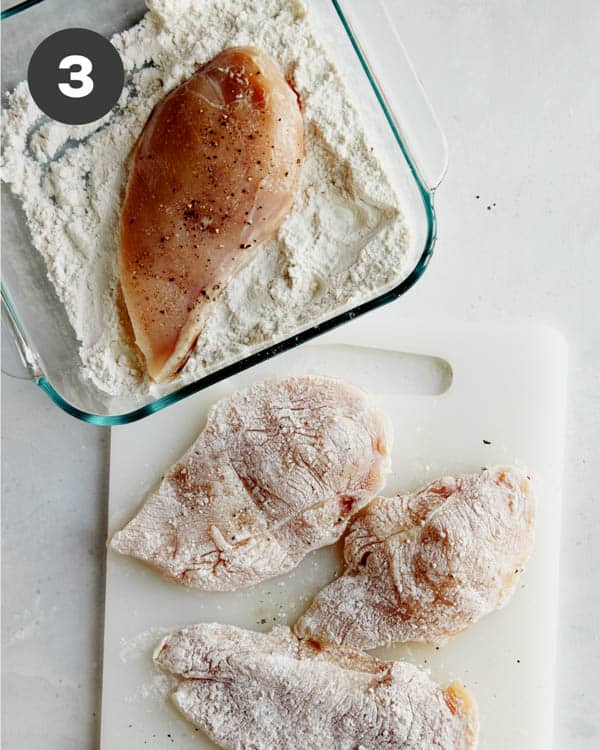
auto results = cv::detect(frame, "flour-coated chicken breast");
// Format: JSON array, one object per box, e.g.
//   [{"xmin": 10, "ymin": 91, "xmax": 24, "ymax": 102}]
[
  {"xmin": 110, "ymin": 376, "xmax": 391, "ymax": 590},
  {"xmin": 155, "ymin": 623, "xmax": 478, "ymax": 750},
  {"xmin": 119, "ymin": 47, "xmax": 304, "ymax": 381},
  {"xmin": 296, "ymin": 467, "xmax": 535, "ymax": 649}
]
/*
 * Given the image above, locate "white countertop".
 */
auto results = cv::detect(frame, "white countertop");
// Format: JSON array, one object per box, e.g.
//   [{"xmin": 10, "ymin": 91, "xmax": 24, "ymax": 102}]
[{"xmin": 2, "ymin": 0, "xmax": 599, "ymax": 747}]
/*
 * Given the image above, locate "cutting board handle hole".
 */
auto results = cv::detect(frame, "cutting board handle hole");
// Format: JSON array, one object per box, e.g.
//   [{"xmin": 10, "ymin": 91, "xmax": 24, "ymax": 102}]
[{"xmin": 300, "ymin": 344, "xmax": 453, "ymax": 395}]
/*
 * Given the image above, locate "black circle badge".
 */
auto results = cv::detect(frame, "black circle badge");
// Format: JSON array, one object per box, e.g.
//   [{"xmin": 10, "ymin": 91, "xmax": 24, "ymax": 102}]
[{"xmin": 27, "ymin": 28, "xmax": 124, "ymax": 125}]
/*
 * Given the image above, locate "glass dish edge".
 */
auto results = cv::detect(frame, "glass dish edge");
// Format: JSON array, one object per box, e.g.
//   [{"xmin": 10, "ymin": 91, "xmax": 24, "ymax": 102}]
[{"xmin": 1, "ymin": 0, "xmax": 439, "ymax": 425}]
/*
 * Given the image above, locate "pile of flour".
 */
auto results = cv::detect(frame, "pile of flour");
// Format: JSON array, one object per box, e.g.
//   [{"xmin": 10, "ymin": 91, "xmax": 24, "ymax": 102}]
[{"xmin": 1, "ymin": 0, "xmax": 412, "ymax": 398}]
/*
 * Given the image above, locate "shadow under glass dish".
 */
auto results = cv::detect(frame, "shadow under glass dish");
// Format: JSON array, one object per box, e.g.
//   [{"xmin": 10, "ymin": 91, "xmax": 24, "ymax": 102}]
[{"xmin": 1, "ymin": 0, "xmax": 447, "ymax": 424}]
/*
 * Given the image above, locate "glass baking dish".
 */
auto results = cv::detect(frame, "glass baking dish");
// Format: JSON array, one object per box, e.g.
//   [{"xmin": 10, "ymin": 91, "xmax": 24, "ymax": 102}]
[{"xmin": 1, "ymin": 0, "xmax": 447, "ymax": 424}]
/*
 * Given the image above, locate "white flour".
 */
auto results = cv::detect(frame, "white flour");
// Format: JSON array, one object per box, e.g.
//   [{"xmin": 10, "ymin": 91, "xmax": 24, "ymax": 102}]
[{"xmin": 1, "ymin": 0, "xmax": 412, "ymax": 398}]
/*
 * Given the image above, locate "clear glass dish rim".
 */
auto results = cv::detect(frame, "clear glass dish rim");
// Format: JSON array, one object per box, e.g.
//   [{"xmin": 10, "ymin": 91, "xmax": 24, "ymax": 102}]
[{"xmin": 1, "ymin": 0, "xmax": 438, "ymax": 425}]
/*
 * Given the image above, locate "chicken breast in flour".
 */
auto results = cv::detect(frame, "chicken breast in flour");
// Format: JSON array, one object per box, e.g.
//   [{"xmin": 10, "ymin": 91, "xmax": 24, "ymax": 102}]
[
  {"xmin": 110, "ymin": 376, "xmax": 391, "ymax": 590},
  {"xmin": 155, "ymin": 623, "xmax": 479, "ymax": 750},
  {"xmin": 119, "ymin": 47, "xmax": 304, "ymax": 382},
  {"xmin": 296, "ymin": 467, "xmax": 535, "ymax": 650}
]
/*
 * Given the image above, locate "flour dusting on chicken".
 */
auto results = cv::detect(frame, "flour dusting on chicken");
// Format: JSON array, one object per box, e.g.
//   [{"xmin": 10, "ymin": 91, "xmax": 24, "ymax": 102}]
[
  {"xmin": 155, "ymin": 623, "xmax": 478, "ymax": 749},
  {"xmin": 296, "ymin": 466, "xmax": 536, "ymax": 649},
  {"xmin": 111, "ymin": 375, "xmax": 391, "ymax": 590}
]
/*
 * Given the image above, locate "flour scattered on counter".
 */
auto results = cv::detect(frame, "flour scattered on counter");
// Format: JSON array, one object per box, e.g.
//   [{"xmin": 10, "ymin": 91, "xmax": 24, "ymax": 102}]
[{"xmin": 1, "ymin": 0, "xmax": 412, "ymax": 398}]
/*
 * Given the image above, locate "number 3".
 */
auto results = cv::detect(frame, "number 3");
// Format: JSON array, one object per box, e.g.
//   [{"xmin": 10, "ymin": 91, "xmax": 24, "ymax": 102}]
[{"xmin": 58, "ymin": 55, "xmax": 94, "ymax": 99}]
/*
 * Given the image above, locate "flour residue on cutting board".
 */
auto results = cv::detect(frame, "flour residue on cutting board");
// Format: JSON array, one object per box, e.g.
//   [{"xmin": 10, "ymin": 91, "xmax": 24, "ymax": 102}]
[
  {"xmin": 1, "ymin": 0, "xmax": 412, "ymax": 397},
  {"xmin": 118, "ymin": 627, "xmax": 177, "ymax": 705}
]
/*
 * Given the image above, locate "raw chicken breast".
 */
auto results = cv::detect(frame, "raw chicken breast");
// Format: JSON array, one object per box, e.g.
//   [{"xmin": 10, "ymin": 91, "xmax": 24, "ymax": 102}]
[
  {"xmin": 110, "ymin": 376, "xmax": 391, "ymax": 590},
  {"xmin": 296, "ymin": 466, "xmax": 535, "ymax": 649},
  {"xmin": 155, "ymin": 623, "xmax": 478, "ymax": 750},
  {"xmin": 119, "ymin": 47, "xmax": 304, "ymax": 382}
]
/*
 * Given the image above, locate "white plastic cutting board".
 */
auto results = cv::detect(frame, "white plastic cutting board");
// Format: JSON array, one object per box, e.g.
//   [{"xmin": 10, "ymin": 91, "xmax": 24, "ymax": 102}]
[{"xmin": 101, "ymin": 314, "xmax": 567, "ymax": 750}]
